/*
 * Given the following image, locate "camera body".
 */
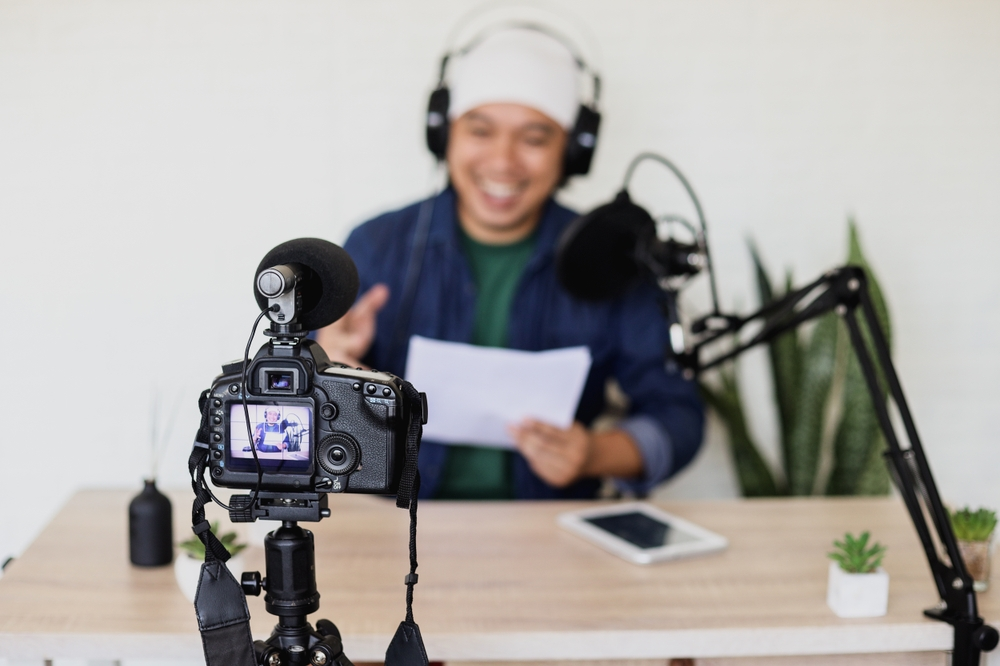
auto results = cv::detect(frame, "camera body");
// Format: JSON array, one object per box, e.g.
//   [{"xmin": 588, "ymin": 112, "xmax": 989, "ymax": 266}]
[{"xmin": 204, "ymin": 338, "xmax": 413, "ymax": 495}]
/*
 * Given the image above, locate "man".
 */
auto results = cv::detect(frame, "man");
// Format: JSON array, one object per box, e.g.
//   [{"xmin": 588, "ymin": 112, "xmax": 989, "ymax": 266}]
[
  {"xmin": 251, "ymin": 407, "xmax": 289, "ymax": 453},
  {"xmin": 318, "ymin": 27, "xmax": 703, "ymax": 499}
]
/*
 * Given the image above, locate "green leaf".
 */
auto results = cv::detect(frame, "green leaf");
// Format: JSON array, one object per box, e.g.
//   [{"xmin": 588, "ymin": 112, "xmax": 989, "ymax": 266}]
[
  {"xmin": 847, "ymin": 220, "xmax": 891, "ymax": 344},
  {"xmin": 950, "ymin": 507, "xmax": 998, "ymax": 541},
  {"xmin": 785, "ymin": 313, "xmax": 838, "ymax": 495},
  {"xmin": 749, "ymin": 239, "xmax": 775, "ymax": 305},
  {"xmin": 828, "ymin": 220, "xmax": 892, "ymax": 495},
  {"xmin": 176, "ymin": 520, "xmax": 247, "ymax": 559},
  {"xmin": 854, "ymin": 427, "xmax": 891, "ymax": 495},
  {"xmin": 751, "ymin": 241, "xmax": 803, "ymax": 483},
  {"xmin": 829, "ymin": 530, "xmax": 887, "ymax": 573},
  {"xmin": 700, "ymin": 368, "xmax": 782, "ymax": 497}
]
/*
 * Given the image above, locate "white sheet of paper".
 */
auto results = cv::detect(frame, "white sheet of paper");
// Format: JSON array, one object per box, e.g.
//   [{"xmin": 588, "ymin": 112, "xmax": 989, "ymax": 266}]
[{"xmin": 404, "ymin": 336, "xmax": 592, "ymax": 449}]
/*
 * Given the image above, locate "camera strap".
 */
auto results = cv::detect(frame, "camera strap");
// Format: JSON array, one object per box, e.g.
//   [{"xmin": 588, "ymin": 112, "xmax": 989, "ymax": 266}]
[
  {"xmin": 188, "ymin": 389, "xmax": 257, "ymax": 666},
  {"xmin": 386, "ymin": 380, "xmax": 429, "ymax": 666}
]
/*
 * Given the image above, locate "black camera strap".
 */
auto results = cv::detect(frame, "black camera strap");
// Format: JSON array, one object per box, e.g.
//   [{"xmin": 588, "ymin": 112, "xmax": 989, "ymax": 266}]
[
  {"xmin": 188, "ymin": 389, "xmax": 257, "ymax": 666},
  {"xmin": 386, "ymin": 380, "xmax": 429, "ymax": 666}
]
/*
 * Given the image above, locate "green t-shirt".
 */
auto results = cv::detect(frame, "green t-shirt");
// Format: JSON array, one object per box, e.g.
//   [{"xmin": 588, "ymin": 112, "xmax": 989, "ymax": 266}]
[{"xmin": 433, "ymin": 227, "xmax": 537, "ymax": 500}]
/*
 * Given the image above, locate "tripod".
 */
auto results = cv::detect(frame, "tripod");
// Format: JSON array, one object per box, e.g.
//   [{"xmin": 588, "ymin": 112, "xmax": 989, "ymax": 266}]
[
  {"xmin": 221, "ymin": 490, "xmax": 352, "ymax": 666},
  {"xmin": 239, "ymin": 520, "xmax": 352, "ymax": 666}
]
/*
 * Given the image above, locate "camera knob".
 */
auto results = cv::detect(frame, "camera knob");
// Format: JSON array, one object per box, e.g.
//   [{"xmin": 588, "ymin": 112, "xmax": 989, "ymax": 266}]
[
  {"xmin": 228, "ymin": 494, "xmax": 255, "ymax": 522},
  {"xmin": 241, "ymin": 571, "xmax": 262, "ymax": 596},
  {"xmin": 318, "ymin": 434, "xmax": 360, "ymax": 476},
  {"xmin": 974, "ymin": 624, "xmax": 1000, "ymax": 651},
  {"xmin": 320, "ymin": 403, "xmax": 338, "ymax": 421}
]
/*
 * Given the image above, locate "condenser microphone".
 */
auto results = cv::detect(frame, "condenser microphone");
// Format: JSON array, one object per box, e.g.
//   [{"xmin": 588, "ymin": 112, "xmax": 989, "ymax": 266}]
[
  {"xmin": 254, "ymin": 238, "xmax": 360, "ymax": 331},
  {"xmin": 557, "ymin": 152, "xmax": 719, "ymax": 314},
  {"xmin": 556, "ymin": 190, "xmax": 656, "ymax": 301}
]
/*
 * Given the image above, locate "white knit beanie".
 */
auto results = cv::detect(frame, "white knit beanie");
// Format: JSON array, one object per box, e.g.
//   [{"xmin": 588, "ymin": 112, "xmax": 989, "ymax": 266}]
[{"xmin": 448, "ymin": 27, "xmax": 580, "ymax": 130}]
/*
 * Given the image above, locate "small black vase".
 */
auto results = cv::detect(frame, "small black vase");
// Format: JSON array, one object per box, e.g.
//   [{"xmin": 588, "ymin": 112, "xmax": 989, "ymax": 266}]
[{"xmin": 129, "ymin": 479, "xmax": 173, "ymax": 566}]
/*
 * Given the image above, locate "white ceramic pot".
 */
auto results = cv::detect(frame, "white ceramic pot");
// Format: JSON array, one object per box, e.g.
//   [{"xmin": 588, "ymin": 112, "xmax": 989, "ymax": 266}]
[
  {"xmin": 174, "ymin": 551, "xmax": 246, "ymax": 603},
  {"xmin": 826, "ymin": 561, "xmax": 889, "ymax": 618}
]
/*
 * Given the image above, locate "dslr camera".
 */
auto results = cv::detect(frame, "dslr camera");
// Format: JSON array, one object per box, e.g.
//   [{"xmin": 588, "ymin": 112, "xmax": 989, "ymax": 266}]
[{"xmin": 200, "ymin": 238, "xmax": 426, "ymax": 512}]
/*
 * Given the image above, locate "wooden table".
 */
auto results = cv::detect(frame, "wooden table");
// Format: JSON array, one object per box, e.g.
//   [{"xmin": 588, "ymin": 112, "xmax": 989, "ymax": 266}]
[{"xmin": 0, "ymin": 490, "xmax": 997, "ymax": 665}]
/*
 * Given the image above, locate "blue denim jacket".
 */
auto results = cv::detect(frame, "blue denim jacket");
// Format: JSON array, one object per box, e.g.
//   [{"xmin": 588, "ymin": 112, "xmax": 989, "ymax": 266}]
[{"xmin": 343, "ymin": 187, "xmax": 704, "ymax": 499}]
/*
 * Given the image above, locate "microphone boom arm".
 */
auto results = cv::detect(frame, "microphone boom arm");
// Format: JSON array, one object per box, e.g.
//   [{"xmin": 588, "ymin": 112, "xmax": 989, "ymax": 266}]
[{"xmin": 687, "ymin": 265, "xmax": 998, "ymax": 664}]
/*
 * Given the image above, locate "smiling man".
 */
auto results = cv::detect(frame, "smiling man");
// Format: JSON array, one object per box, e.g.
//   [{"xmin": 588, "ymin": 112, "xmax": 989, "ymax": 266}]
[{"xmin": 317, "ymin": 27, "xmax": 703, "ymax": 500}]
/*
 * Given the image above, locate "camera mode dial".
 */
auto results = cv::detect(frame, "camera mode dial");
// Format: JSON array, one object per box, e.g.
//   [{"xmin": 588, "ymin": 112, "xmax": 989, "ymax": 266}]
[{"xmin": 318, "ymin": 433, "xmax": 360, "ymax": 476}]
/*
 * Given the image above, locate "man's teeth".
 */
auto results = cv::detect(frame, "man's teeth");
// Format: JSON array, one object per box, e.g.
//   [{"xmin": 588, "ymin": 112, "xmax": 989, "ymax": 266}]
[{"xmin": 480, "ymin": 181, "xmax": 523, "ymax": 198}]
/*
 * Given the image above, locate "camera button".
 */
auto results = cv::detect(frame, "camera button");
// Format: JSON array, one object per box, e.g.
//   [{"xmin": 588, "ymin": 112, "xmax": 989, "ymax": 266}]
[
  {"xmin": 211, "ymin": 450, "xmax": 222, "ymax": 460},
  {"xmin": 320, "ymin": 403, "xmax": 338, "ymax": 420},
  {"xmin": 352, "ymin": 382, "xmax": 361, "ymax": 392},
  {"xmin": 212, "ymin": 416, "xmax": 222, "ymax": 425},
  {"xmin": 212, "ymin": 433, "xmax": 222, "ymax": 442},
  {"xmin": 366, "ymin": 384, "xmax": 376, "ymax": 395},
  {"xmin": 382, "ymin": 387, "xmax": 392, "ymax": 397},
  {"xmin": 229, "ymin": 384, "xmax": 239, "ymax": 394},
  {"xmin": 212, "ymin": 399, "xmax": 222, "ymax": 408}
]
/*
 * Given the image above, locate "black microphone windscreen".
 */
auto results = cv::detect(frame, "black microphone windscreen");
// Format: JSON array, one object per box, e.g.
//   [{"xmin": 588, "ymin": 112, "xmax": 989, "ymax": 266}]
[
  {"xmin": 254, "ymin": 238, "xmax": 360, "ymax": 330},
  {"xmin": 556, "ymin": 191, "xmax": 657, "ymax": 301}
]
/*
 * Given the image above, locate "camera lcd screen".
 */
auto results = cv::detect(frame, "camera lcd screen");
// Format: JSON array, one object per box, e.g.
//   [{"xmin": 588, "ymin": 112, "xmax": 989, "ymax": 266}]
[
  {"xmin": 227, "ymin": 403, "xmax": 312, "ymax": 473},
  {"xmin": 584, "ymin": 511, "xmax": 702, "ymax": 550}
]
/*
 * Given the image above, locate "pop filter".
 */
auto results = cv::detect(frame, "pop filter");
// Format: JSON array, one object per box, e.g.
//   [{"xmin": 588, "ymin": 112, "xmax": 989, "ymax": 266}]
[
  {"xmin": 556, "ymin": 190, "xmax": 657, "ymax": 301},
  {"xmin": 254, "ymin": 238, "xmax": 360, "ymax": 331}
]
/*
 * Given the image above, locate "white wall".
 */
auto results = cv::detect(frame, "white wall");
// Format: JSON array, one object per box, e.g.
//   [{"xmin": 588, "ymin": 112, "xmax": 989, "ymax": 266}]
[{"xmin": 1, "ymin": 0, "xmax": 998, "ymax": 563}]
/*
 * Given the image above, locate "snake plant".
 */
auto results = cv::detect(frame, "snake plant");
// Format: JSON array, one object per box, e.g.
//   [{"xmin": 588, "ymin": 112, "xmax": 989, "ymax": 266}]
[{"xmin": 701, "ymin": 220, "xmax": 892, "ymax": 496}]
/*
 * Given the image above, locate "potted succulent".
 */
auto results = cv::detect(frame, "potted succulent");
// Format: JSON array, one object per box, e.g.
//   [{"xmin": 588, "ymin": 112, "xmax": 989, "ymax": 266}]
[
  {"xmin": 826, "ymin": 531, "xmax": 888, "ymax": 618},
  {"xmin": 175, "ymin": 522, "xmax": 247, "ymax": 602},
  {"xmin": 949, "ymin": 507, "xmax": 997, "ymax": 592}
]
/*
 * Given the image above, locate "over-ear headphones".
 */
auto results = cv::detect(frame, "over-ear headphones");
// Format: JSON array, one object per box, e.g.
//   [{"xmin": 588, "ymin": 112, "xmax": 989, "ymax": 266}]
[{"xmin": 426, "ymin": 22, "xmax": 602, "ymax": 178}]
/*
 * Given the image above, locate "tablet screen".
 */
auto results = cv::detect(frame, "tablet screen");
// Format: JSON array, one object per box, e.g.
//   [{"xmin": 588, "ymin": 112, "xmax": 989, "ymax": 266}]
[{"xmin": 584, "ymin": 511, "xmax": 702, "ymax": 550}]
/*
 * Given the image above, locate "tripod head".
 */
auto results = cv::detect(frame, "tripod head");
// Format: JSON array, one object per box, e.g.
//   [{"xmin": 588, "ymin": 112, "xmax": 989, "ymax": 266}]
[{"xmin": 228, "ymin": 491, "xmax": 330, "ymax": 524}]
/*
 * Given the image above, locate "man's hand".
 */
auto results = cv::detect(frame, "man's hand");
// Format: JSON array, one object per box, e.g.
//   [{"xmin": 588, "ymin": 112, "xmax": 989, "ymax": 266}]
[
  {"xmin": 508, "ymin": 419, "xmax": 645, "ymax": 488},
  {"xmin": 508, "ymin": 420, "xmax": 591, "ymax": 488},
  {"xmin": 315, "ymin": 284, "xmax": 390, "ymax": 368}
]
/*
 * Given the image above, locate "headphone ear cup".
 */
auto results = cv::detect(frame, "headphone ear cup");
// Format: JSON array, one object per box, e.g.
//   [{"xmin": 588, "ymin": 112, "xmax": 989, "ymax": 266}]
[
  {"xmin": 563, "ymin": 104, "xmax": 601, "ymax": 177},
  {"xmin": 426, "ymin": 87, "xmax": 451, "ymax": 160}
]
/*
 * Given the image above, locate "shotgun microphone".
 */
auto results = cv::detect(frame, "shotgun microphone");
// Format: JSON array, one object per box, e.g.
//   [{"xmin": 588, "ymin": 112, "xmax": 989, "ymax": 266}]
[{"xmin": 253, "ymin": 238, "xmax": 360, "ymax": 331}]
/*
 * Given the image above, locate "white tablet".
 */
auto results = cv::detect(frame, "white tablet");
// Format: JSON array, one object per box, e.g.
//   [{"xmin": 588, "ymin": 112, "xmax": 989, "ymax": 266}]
[{"xmin": 558, "ymin": 502, "xmax": 728, "ymax": 565}]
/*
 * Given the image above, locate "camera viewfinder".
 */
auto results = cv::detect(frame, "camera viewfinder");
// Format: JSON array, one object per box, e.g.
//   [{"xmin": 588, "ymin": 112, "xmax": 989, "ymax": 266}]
[{"xmin": 267, "ymin": 370, "xmax": 295, "ymax": 392}]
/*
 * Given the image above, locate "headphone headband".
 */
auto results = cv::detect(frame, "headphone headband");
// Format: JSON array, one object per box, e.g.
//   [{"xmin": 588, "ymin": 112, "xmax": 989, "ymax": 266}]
[
  {"xmin": 436, "ymin": 21, "xmax": 601, "ymax": 110},
  {"xmin": 426, "ymin": 20, "xmax": 603, "ymax": 177}
]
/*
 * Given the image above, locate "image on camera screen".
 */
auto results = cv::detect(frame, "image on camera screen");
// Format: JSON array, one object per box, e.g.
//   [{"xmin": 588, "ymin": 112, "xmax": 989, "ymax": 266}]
[{"xmin": 228, "ymin": 403, "xmax": 312, "ymax": 472}]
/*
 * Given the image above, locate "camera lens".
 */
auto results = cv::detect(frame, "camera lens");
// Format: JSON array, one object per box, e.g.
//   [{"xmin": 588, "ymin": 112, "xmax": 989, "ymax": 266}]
[{"xmin": 318, "ymin": 434, "xmax": 360, "ymax": 476}]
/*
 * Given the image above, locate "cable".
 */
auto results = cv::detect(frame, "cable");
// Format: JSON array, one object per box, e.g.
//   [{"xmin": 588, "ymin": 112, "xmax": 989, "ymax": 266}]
[
  {"xmin": 657, "ymin": 213, "xmax": 698, "ymax": 237},
  {"xmin": 200, "ymin": 305, "xmax": 276, "ymax": 513},
  {"xmin": 622, "ymin": 152, "xmax": 721, "ymax": 316}
]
